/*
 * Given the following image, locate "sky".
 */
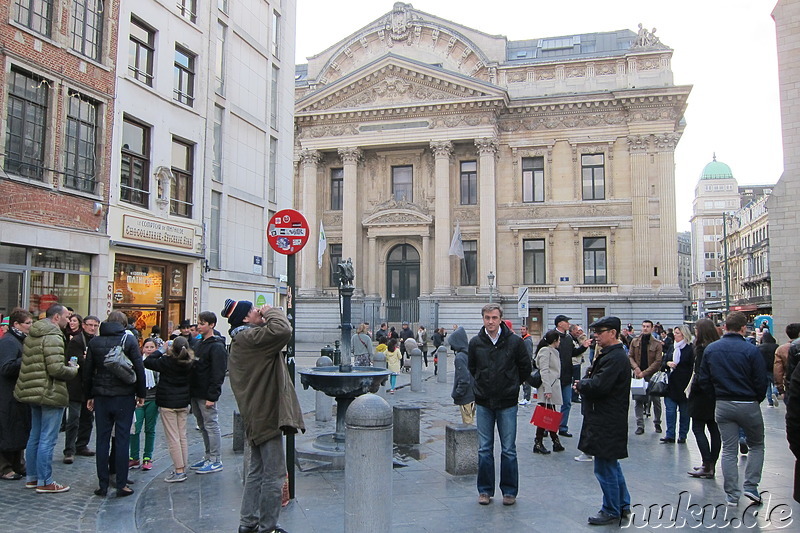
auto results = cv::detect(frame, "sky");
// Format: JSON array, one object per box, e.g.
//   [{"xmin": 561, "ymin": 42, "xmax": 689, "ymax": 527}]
[{"xmin": 295, "ymin": 0, "xmax": 783, "ymax": 231}]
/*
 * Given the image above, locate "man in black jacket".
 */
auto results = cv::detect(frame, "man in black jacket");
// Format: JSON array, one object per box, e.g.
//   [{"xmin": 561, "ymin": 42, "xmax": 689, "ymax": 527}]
[
  {"xmin": 468, "ymin": 304, "xmax": 531, "ymax": 507},
  {"xmin": 188, "ymin": 311, "xmax": 227, "ymax": 474},
  {"xmin": 575, "ymin": 316, "xmax": 631, "ymax": 525},
  {"xmin": 63, "ymin": 315, "xmax": 100, "ymax": 462},
  {"xmin": 552, "ymin": 314, "xmax": 589, "ymax": 437}
]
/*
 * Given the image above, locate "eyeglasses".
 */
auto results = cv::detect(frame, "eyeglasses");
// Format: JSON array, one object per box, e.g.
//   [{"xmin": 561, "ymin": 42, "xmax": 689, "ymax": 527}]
[
  {"xmin": 593, "ymin": 328, "xmax": 610, "ymax": 334},
  {"xmin": 84, "ymin": 322, "xmax": 99, "ymax": 328}
]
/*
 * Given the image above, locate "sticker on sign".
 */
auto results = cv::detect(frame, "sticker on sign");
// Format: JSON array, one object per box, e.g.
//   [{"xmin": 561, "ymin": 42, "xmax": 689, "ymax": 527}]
[{"xmin": 267, "ymin": 209, "xmax": 310, "ymax": 255}]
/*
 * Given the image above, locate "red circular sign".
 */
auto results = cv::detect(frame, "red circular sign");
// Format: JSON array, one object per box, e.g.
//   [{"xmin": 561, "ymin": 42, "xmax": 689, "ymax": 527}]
[{"xmin": 267, "ymin": 209, "xmax": 310, "ymax": 256}]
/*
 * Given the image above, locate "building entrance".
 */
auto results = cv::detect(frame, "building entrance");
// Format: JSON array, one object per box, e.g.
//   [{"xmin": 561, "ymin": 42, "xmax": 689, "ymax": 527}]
[{"xmin": 386, "ymin": 244, "xmax": 420, "ymax": 324}]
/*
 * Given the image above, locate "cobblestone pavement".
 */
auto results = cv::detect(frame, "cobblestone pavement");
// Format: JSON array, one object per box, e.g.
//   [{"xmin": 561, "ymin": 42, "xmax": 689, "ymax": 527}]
[{"xmin": 1, "ymin": 343, "xmax": 799, "ymax": 532}]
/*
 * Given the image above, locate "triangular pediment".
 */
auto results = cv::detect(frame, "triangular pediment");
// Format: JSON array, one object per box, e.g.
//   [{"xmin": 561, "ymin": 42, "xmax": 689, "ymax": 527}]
[{"xmin": 297, "ymin": 55, "xmax": 507, "ymax": 115}]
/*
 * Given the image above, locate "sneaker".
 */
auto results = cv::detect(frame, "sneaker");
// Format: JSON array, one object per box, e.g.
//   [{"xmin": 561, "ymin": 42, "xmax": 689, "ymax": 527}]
[
  {"xmin": 518, "ymin": 399, "xmax": 530, "ymax": 406},
  {"xmin": 743, "ymin": 490, "xmax": 763, "ymax": 505},
  {"xmin": 189, "ymin": 459, "xmax": 209, "ymax": 470},
  {"xmin": 196, "ymin": 461, "xmax": 223, "ymax": 474},
  {"xmin": 164, "ymin": 471, "xmax": 188, "ymax": 483},
  {"xmin": 634, "ymin": 427, "xmax": 644, "ymax": 435},
  {"xmin": 142, "ymin": 459, "xmax": 153, "ymax": 471},
  {"xmin": 574, "ymin": 453, "xmax": 593, "ymax": 462},
  {"xmin": 726, "ymin": 496, "xmax": 739, "ymax": 507},
  {"xmin": 478, "ymin": 493, "xmax": 491, "ymax": 505},
  {"xmin": 36, "ymin": 482, "xmax": 70, "ymax": 493},
  {"xmin": 25, "ymin": 480, "xmax": 38, "ymax": 489},
  {"xmin": 128, "ymin": 459, "xmax": 140, "ymax": 469}
]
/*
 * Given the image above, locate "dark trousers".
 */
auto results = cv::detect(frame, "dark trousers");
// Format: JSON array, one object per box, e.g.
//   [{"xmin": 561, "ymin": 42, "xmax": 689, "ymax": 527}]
[
  {"xmin": 94, "ymin": 395, "xmax": 136, "ymax": 491},
  {"xmin": 64, "ymin": 400, "xmax": 94, "ymax": 455},
  {"xmin": 691, "ymin": 417, "xmax": 721, "ymax": 465},
  {"xmin": 571, "ymin": 364, "xmax": 582, "ymax": 401}
]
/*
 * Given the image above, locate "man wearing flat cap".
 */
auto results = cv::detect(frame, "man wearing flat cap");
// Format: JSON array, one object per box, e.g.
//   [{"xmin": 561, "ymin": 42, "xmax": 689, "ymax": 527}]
[
  {"xmin": 551, "ymin": 314, "xmax": 590, "ymax": 438},
  {"xmin": 575, "ymin": 316, "xmax": 631, "ymax": 525},
  {"xmin": 223, "ymin": 299, "xmax": 304, "ymax": 533}
]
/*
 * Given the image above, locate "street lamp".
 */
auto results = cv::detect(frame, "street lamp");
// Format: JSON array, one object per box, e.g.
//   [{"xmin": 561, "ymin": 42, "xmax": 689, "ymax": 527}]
[
  {"xmin": 722, "ymin": 213, "xmax": 731, "ymax": 316},
  {"xmin": 487, "ymin": 271, "xmax": 495, "ymax": 303}
]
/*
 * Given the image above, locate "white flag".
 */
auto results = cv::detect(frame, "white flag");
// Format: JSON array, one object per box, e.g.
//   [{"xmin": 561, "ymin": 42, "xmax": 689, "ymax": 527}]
[
  {"xmin": 318, "ymin": 221, "xmax": 327, "ymax": 269},
  {"xmin": 449, "ymin": 221, "xmax": 464, "ymax": 259}
]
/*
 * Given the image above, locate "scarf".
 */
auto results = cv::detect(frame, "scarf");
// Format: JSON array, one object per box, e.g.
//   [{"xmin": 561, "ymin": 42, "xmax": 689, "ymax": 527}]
[
  {"xmin": 10, "ymin": 327, "xmax": 27, "ymax": 340},
  {"xmin": 673, "ymin": 339, "xmax": 687, "ymax": 365}
]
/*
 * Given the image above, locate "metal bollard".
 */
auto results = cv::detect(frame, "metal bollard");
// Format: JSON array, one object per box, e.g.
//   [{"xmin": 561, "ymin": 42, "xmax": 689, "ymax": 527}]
[
  {"xmin": 410, "ymin": 347, "xmax": 423, "ymax": 392},
  {"xmin": 315, "ymin": 355, "xmax": 334, "ymax": 422},
  {"xmin": 345, "ymin": 394, "xmax": 393, "ymax": 533},
  {"xmin": 436, "ymin": 345, "xmax": 447, "ymax": 384}
]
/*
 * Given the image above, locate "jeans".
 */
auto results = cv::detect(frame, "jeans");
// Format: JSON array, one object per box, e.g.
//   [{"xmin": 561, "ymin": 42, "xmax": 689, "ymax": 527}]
[
  {"xmin": 476, "ymin": 404, "xmax": 518, "ymax": 497},
  {"xmin": 691, "ymin": 417, "xmax": 721, "ymax": 464},
  {"xmin": 664, "ymin": 397, "xmax": 690, "ymax": 440},
  {"xmin": 559, "ymin": 384, "xmax": 572, "ymax": 432},
  {"xmin": 190, "ymin": 397, "xmax": 222, "ymax": 463},
  {"xmin": 716, "ymin": 400, "xmax": 764, "ymax": 500},
  {"xmin": 593, "ymin": 457, "xmax": 631, "ymax": 518},
  {"xmin": 521, "ymin": 382, "xmax": 531, "ymax": 401},
  {"xmin": 130, "ymin": 399, "xmax": 159, "ymax": 461},
  {"xmin": 63, "ymin": 400, "xmax": 94, "ymax": 455},
  {"xmin": 94, "ymin": 395, "xmax": 136, "ymax": 491},
  {"xmin": 241, "ymin": 435, "xmax": 285, "ymax": 531},
  {"xmin": 25, "ymin": 405, "xmax": 65, "ymax": 486},
  {"xmin": 766, "ymin": 374, "xmax": 776, "ymax": 406}
]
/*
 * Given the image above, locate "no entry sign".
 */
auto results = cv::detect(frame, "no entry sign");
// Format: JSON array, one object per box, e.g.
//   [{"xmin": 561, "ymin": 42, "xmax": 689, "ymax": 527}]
[{"xmin": 267, "ymin": 209, "xmax": 309, "ymax": 255}]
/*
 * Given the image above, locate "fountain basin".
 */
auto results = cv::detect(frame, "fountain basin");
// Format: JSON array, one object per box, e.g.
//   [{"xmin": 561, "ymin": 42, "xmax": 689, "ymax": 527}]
[{"xmin": 299, "ymin": 366, "xmax": 391, "ymax": 398}]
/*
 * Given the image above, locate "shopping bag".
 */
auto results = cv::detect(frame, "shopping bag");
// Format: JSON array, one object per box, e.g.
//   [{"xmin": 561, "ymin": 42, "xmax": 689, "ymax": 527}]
[
  {"xmin": 630, "ymin": 378, "xmax": 647, "ymax": 396},
  {"xmin": 530, "ymin": 404, "xmax": 562, "ymax": 433}
]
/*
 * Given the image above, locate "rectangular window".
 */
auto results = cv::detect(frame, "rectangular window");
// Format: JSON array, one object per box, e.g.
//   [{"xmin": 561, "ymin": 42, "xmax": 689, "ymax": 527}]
[
  {"xmin": 71, "ymin": 0, "xmax": 103, "ymax": 61},
  {"xmin": 215, "ymin": 21, "xmax": 226, "ymax": 94},
  {"xmin": 211, "ymin": 105, "xmax": 223, "ymax": 182},
  {"xmin": 392, "ymin": 165, "xmax": 413, "ymax": 202},
  {"xmin": 170, "ymin": 138, "xmax": 193, "ymax": 218},
  {"xmin": 270, "ymin": 65, "xmax": 279, "ymax": 129},
  {"xmin": 460, "ymin": 161, "xmax": 477, "ymax": 205},
  {"xmin": 271, "ymin": 11, "xmax": 280, "ymax": 57},
  {"xmin": 268, "ymin": 137, "xmax": 277, "ymax": 203},
  {"xmin": 64, "ymin": 92, "xmax": 98, "ymax": 193},
  {"xmin": 13, "ymin": 0, "xmax": 53, "ymax": 37},
  {"xmin": 174, "ymin": 46, "xmax": 195, "ymax": 107},
  {"xmin": 129, "ymin": 17, "xmax": 154, "ymax": 86},
  {"xmin": 523, "ymin": 239, "xmax": 546, "ymax": 285},
  {"xmin": 209, "ymin": 191, "xmax": 221, "ymax": 269},
  {"xmin": 583, "ymin": 237, "xmax": 607, "ymax": 284},
  {"xmin": 177, "ymin": 0, "xmax": 197, "ymax": 23},
  {"xmin": 120, "ymin": 117, "xmax": 150, "ymax": 207},
  {"xmin": 460, "ymin": 240, "xmax": 477, "ymax": 286},
  {"xmin": 330, "ymin": 168, "xmax": 343, "ymax": 210},
  {"xmin": 4, "ymin": 68, "xmax": 48, "ymax": 180},
  {"xmin": 329, "ymin": 244, "xmax": 342, "ymax": 286},
  {"xmin": 581, "ymin": 153, "xmax": 605, "ymax": 200},
  {"xmin": 218, "ymin": 0, "xmax": 228, "ymax": 13},
  {"xmin": 522, "ymin": 156, "xmax": 544, "ymax": 203}
]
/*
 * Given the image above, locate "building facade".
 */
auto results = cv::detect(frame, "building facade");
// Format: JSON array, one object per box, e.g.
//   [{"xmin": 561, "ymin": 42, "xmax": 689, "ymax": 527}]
[
  {"xmin": 769, "ymin": 0, "xmax": 800, "ymax": 337},
  {"xmin": 107, "ymin": 0, "xmax": 295, "ymax": 335},
  {"xmin": 293, "ymin": 4, "xmax": 690, "ymax": 340},
  {"xmin": 678, "ymin": 231, "xmax": 691, "ymax": 321},
  {"xmin": 1, "ymin": 0, "xmax": 120, "ymax": 318}
]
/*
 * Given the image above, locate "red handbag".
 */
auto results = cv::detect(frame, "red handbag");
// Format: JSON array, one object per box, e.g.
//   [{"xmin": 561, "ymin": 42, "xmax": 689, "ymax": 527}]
[{"xmin": 530, "ymin": 404, "xmax": 562, "ymax": 433}]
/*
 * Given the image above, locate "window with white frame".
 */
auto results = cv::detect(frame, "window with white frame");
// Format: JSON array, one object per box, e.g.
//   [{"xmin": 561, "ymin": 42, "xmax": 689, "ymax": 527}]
[
  {"xmin": 392, "ymin": 165, "xmax": 412, "ymax": 202},
  {"xmin": 523, "ymin": 239, "xmax": 546, "ymax": 285},
  {"xmin": 209, "ymin": 191, "xmax": 221, "ymax": 269},
  {"xmin": 177, "ymin": 0, "xmax": 197, "ymax": 23},
  {"xmin": 522, "ymin": 156, "xmax": 544, "ymax": 202},
  {"xmin": 581, "ymin": 153, "xmax": 605, "ymax": 200},
  {"xmin": 583, "ymin": 237, "xmax": 607, "ymax": 284},
  {"xmin": 170, "ymin": 138, "xmax": 194, "ymax": 218},
  {"xmin": 211, "ymin": 105, "xmax": 223, "ymax": 182},
  {"xmin": 460, "ymin": 161, "xmax": 477, "ymax": 205},
  {"xmin": 215, "ymin": 21, "xmax": 226, "ymax": 94}
]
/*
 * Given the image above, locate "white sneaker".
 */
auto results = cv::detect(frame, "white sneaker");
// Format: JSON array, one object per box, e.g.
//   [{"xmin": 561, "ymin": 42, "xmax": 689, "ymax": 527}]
[
  {"xmin": 574, "ymin": 453, "xmax": 593, "ymax": 462},
  {"xmin": 518, "ymin": 399, "xmax": 530, "ymax": 406}
]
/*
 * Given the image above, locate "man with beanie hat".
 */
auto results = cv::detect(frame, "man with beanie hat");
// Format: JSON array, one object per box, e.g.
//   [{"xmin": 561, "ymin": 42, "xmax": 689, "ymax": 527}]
[{"xmin": 225, "ymin": 301, "xmax": 304, "ymax": 533}]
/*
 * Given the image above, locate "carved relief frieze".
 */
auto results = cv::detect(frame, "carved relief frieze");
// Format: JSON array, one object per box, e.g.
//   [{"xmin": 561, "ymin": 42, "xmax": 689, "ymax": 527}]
[
  {"xmin": 324, "ymin": 213, "xmax": 343, "ymax": 227},
  {"xmin": 579, "ymin": 144, "xmax": 608, "ymax": 154},
  {"xmin": 452, "ymin": 208, "xmax": 480, "ymax": 222},
  {"xmin": 429, "ymin": 113, "xmax": 496, "ymax": 130},
  {"xmin": 537, "ymin": 69, "xmax": 555, "ymax": 81},
  {"xmin": 299, "ymin": 124, "xmax": 360, "ymax": 139},
  {"xmin": 596, "ymin": 63, "xmax": 616, "ymax": 76},
  {"xmin": 567, "ymin": 67, "xmax": 586, "ymax": 78}
]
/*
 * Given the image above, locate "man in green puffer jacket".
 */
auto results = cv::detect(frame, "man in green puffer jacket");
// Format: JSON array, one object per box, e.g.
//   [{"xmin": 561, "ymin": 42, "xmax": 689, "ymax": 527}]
[{"xmin": 14, "ymin": 304, "xmax": 77, "ymax": 493}]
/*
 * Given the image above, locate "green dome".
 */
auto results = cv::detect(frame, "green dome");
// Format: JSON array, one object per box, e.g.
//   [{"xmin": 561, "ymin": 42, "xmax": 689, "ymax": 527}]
[{"xmin": 700, "ymin": 155, "xmax": 734, "ymax": 180}]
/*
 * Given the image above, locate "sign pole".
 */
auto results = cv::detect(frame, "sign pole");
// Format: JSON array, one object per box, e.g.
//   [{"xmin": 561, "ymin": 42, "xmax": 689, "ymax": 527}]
[{"xmin": 286, "ymin": 252, "xmax": 296, "ymax": 499}]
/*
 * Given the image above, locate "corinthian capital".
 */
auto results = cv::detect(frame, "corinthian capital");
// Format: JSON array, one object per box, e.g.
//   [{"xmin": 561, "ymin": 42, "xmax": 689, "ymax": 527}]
[
  {"xmin": 430, "ymin": 140, "xmax": 454, "ymax": 159},
  {"xmin": 299, "ymin": 149, "xmax": 322, "ymax": 167},
  {"xmin": 338, "ymin": 147, "xmax": 363, "ymax": 164},
  {"xmin": 475, "ymin": 137, "xmax": 499, "ymax": 155},
  {"xmin": 653, "ymin": 133, "xmax": 681, "ymax": 151},
  {"xmin": 626, "ymin": 134, "xmax": 651, "ymax": 152}
]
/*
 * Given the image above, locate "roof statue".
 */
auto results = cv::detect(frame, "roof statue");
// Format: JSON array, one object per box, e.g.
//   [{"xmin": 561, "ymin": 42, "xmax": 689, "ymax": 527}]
[{"xmin": 631, "ymin": 23, "xmax": 667, "ymax": 50}]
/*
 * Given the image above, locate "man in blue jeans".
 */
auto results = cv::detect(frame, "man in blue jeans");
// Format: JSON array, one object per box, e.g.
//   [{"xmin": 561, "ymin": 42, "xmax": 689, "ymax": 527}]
[{"xmin": 468, "ymin": 303, "xmax": 531, "ymax": 506}]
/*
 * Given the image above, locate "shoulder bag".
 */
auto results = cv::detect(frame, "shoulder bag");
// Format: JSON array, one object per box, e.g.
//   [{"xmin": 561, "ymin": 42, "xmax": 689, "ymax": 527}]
[{"xmin": 103, "ymin": 335, "xmax": 137, "ymax": 384}]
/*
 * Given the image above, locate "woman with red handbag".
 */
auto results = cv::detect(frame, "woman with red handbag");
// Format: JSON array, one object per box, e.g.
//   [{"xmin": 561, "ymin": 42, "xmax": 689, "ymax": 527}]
[{"xmin": 533, "ymin": 330, "xmax": 564, "ymax": 454}]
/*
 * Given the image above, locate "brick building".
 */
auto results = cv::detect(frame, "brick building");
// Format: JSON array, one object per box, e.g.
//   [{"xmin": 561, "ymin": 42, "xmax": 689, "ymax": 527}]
[{"xmin": 0, "ymin": 0, "xmax": 120, "ymax": 317}]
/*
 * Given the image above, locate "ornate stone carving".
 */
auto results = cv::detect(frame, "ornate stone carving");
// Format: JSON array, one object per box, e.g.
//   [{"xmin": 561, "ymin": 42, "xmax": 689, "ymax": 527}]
[
  {"xmin": 300, "ymin": 124, "xmax": 359, "ymax": 139},
  {"xmin": 627, "ymin": 135, "xmax": 650, "ymax": 152},
  {"xmin": 430, "ymin": 140, "xmax": 454, "ymax": 159},
  {"xmin": 299, "ymin": 149, "xmax": 322, "ymax": 167},
  {"xmin": 338, "ymin": 147, "xmax": 363, "ymax": 164},
  {"xmin": 475, "ymin": 137, "xmax": 499, "ymax": 155},
  {"xmin": 384, "ymin": 2, "xmax": 419, "ymax": 44},
  {"xmin": 630, "ymin": 24, "xmax": 669, "ymax": 50},
  {"xmin": 652, "ymin": 132, "xmax": 681, "ymax": 151},
  {"xmin": 579, "ymin": 145, "xmax": 608, "ymax": 154}
]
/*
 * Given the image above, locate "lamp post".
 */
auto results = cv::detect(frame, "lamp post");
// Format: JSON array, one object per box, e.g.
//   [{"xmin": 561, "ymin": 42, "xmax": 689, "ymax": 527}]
[
  {"xmin": 722, "ymin": 213, "xmax": 731, "ymax": 317},
  {"xmin": 487, "ymin": 271, "xmax": 495, "ymax": 303}
]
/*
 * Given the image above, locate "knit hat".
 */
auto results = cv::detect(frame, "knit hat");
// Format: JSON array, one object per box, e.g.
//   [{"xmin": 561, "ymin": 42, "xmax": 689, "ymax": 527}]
[
  {"xmin": 1, "ymin": 317, "xmax": 9, "ymax": 326},
  {"xmin": 222, "ymin": 299, "xmax": 253, "ymax": 330}
]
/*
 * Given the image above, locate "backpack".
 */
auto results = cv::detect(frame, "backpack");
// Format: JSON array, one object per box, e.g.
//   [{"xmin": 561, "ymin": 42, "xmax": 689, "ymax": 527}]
[{"xmin": 104, "ymin": 336, "xmax": 136, "ymax": 384}]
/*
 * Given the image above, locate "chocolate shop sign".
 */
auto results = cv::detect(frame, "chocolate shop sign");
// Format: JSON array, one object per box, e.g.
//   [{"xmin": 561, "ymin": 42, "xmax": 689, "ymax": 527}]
[{"xmin": 122, "ymin": 215, "xmax": 195, "ymax": 249}]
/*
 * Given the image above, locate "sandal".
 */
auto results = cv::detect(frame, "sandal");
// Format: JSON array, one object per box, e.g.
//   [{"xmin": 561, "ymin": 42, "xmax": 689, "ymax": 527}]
[{"xmin": 1, "ymin": 472, "xmax": 23, "ymax": 480}]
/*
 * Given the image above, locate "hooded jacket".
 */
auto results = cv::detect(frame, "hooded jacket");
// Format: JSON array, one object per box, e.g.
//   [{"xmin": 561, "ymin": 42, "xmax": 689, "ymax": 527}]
[
  {"xmin": 189, "ymin": 334, "xmax": 227, "ymax": 401},
  {"xmin": 227, "ymin": 308, "xmax": 305, "ymax": 446},
  {"xmin": 0, "ymin": 328, "xmax": 31, "ymax": 450},
  {"xmin": 468, "ymin": 322, "xmax": 531, "ymax": 410},
  {"xmin": 449, "ymin": 327, "xmax": 474, "ymax": 405},
  {"xmin": 14, "ymin": 319, "xmax": 77, "ymax": 407},
  {"xmin": 144, "ymin": 348, "xmax": 194, "ymax": 408},
  {"xmin": 83, "ymin": 322, "xmax": 146, "ymax": 400}
]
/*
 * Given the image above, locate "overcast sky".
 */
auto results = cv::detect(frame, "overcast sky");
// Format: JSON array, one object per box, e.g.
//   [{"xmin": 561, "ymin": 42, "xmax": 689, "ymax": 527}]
[{"xmin": 296, "ymin": 0, "xmax": 783, "ymax": 231}]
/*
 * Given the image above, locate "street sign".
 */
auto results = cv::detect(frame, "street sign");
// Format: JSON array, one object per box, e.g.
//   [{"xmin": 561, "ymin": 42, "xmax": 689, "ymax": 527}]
[
  {"xmin": 518, "ymin": 286, "xmax": 529, "ymax": 318},
  {"xmin": 267, "ymin": 209, "xmax": 310, "ymax": 255}
]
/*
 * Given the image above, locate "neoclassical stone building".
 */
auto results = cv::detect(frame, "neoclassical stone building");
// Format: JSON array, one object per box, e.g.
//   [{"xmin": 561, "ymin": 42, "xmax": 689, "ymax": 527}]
[{"xmin": 293, "ymin": 3, "xmax": 690, "ymax": 341}]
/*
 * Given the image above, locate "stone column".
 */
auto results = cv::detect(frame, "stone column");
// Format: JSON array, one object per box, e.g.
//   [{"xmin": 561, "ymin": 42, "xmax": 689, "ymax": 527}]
[
  {"xmin": 627, "ymin": 135, "xmax": 650, "ymax": 290},
  {"xmin": 368, "ymin": 235, "xmax": 378, "ymax": 296},
  {"xmin": 338, "ymin": 147, "xmax": 362, "ymax": 271},
  {"xmin": 300, "ymin": 149, "xmax": 322, "ymax": 293},
  {"xmin": 431, "ymin": 141, "xmax": 453, "ymax": 295},
  {"xmin": 421, "ymin": 234, "xmax": 430, "ymax": 294},
  {"xmin": 476, "ymin": 137, "xmax": 499, "ymax": 293},
  {"xmin": 655, "ymin": 133, "xmax": 682, "ymax": 294}
]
